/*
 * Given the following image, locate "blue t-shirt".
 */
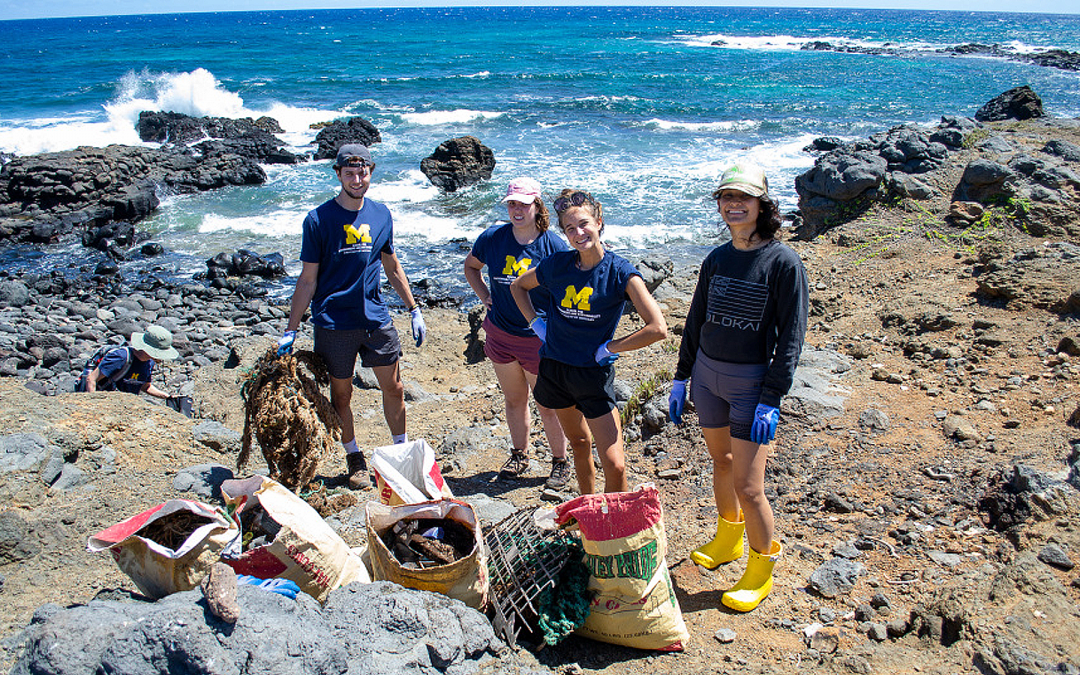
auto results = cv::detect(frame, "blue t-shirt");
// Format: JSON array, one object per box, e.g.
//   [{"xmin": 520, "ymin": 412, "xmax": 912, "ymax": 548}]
[
  {"xmin": 300, "ymin": 197, "xmax": 395, "ymax": 331},
  {"xmin": 535, "ymin": 250, "xmax": 641, "ymax": 368},
  {"xmin": 94, "ymin": 347, "xmax": 154, "ymax": 394},
  {"xmin": 470, "ymin": 222, "xmax": 568, "ymax": 337}
]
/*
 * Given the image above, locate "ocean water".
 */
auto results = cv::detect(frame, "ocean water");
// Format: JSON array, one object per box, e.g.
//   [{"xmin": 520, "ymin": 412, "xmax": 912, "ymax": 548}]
[{"xmin": 1, "ymin": 6, "xmax": 1079, "ymax": 298}]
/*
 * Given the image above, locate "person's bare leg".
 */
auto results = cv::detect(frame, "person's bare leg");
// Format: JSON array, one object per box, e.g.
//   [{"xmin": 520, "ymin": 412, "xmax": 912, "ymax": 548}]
[
  {"xmin": 585, "ymin": 409, "xmax": 627, "ymax": 493},
  {"xmin": 524, "ymin": 370, "xmax": 567, "ymax": 460},
  {"xmin": 329, "ymin": 376, "xmax": 356, "ymax": 443},
  {"xmin": 371, "ymin": 361, "xmax": 406, "ymax": 437},
  {"xmin": 730, "ymin": 437, "xmax": 773, "ymax": 554},
  {"xmin": 702, "ymin": 426, "xmax": 740, "ymax": 522},
  {"xmin": 556, "ymin": 407, "xmax": 594, "ymax": 494},
  {"xmin": 493, "ymin": 360, "xmax": 531, "ymax": 451}
]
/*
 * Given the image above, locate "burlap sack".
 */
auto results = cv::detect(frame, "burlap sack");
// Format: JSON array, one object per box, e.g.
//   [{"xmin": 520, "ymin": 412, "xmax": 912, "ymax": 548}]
[
  {"xmin": 555, "ymin": 485, "xmax": 689, "ymax": 651},
  {"xmin": 87, "ymin": 499, "xmax": 241, "ymax": 600},
  {"xmin": 220, "ymin": 475, "xmax": 369, "ymax": 603},
  {"xmin": 366, "ymin": 499, "xmax": 487, "ymax": 610}
]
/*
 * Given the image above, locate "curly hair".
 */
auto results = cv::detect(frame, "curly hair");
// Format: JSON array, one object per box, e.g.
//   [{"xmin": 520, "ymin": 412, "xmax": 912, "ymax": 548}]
[
  {"xmin": 713, "ymin": 189, "xmax": 782, "ymax": 241},
  {"xmin": 534, "ymin": 198, "xmax": 551, "ymax": 232}
]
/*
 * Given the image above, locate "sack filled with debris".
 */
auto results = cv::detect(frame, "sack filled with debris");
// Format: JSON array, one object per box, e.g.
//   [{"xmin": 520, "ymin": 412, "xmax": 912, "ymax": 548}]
[
  {"xmin": 87, "ymin": 499, "xmax": 241, "ymax": 600},
  {"xmin": 366, "ymin": 499, "xmax": 488, "ymax": 610},
  {"xmin": 555, "ymin": 484, "xmax": 689, "ymax": 651},
  {"xmin": 220, "ymin": 475, "xmax": 369, "ymax": 603}
]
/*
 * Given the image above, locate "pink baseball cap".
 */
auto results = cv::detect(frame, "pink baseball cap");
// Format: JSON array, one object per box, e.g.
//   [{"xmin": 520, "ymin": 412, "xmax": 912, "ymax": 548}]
[{"xmin": 502, "ymin": 177, "xmax": 542, "ymax": 204}]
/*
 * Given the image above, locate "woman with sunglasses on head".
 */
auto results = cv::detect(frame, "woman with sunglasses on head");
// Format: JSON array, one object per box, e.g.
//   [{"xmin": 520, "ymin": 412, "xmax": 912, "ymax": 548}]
[
  {"xmin": 511, "ymin": 189, "xmax": 667, "ymax": 494},
  {"xmin": 464, "ymin": 178, "xmax": 571, "ymax": 489},
  {"xmin": 668, "ymin": 163, "xmax": 808, "ymax": 613}
]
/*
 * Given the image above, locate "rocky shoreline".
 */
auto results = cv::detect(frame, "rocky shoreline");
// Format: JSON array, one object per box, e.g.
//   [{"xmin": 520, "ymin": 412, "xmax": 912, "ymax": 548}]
[{"xmin": 1, "ymin": 90, "xmax": 1079, "ymax": 675}]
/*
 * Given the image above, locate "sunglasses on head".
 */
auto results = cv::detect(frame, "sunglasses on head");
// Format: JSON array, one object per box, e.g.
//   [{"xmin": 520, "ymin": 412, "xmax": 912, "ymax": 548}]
[{"xmin": 553, "ymin": 191, "xmax": 595, "ymax": 213}]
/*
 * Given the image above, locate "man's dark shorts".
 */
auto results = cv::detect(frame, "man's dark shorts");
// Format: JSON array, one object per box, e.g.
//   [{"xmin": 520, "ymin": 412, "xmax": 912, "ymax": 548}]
[
  {"xmin": 314, "ymin": 324, "xmax": 401, "ymax": 380},
  {"xmin": 533, "ymin": 357, "xmax": 616, "ymax": 419}
]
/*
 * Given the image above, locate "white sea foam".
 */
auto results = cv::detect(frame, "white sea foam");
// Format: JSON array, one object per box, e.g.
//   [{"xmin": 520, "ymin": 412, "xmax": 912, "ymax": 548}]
[
  {"xmin": 642, "ymin": 118, "xmax": 761, "ymax": 133},
  {"xmin": 199, "ymin": 210, "xmax": 304, "ymax": 237},
  {"xmin": 0, "ymin": 67, "xmax": 339, "ymax": 156},
  {"xmin": 400, "ymin": 109, "xmax": 505, "ymax": 126}
]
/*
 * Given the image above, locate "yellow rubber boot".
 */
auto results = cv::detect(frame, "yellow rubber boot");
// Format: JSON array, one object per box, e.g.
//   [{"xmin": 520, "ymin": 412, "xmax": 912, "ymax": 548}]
[
  {"xmin": 690, "ymin": 510, "xmax": 744, "ymax": 569},
  {"xmin": 721, "ymin": 540, "xmax": 781, "ymax": 612}
]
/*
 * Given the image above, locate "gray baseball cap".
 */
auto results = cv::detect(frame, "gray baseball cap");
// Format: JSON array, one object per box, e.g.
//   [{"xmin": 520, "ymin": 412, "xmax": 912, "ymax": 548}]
[{"xmin": 334, "ymin": 144, "xmax": 372, "ymax": 168}]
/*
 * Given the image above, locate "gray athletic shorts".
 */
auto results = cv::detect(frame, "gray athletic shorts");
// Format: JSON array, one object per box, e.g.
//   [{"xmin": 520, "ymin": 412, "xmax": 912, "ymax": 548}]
[
  {"xmin": 314, "ymin": 323, "xmax": 401, "ymax": 380},
  {"xmin": 690, "ymin": 350, "xmax": 767, "ymax": 441}
]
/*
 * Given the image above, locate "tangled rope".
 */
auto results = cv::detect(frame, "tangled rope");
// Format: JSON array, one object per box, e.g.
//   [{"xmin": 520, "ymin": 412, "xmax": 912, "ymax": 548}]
[{"xmin": 239, "ymin": 348, "xmax": 340, "ymax": 492}]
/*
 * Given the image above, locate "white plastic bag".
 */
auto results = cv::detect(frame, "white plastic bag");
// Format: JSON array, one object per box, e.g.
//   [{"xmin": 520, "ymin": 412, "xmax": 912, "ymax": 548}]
[{"xmin": 371, "ymin": 439, "xmax": 454, "ymax": 505}]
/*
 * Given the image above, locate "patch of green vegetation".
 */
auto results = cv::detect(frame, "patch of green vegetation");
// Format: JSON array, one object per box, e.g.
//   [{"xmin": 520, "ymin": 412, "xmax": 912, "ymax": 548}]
[
  {"xmin": 620, "ymin": 369, "xmax": 671, "ymax": 427},
  {"xmin": 961, "ymin": 127, "xmax": 992, "ymax": 149}
]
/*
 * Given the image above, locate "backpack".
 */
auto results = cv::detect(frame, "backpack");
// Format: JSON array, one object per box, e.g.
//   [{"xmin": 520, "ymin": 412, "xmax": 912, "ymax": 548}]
[{"xmin": 75, "ymin": 345, "xmax": 131, "ymax": 392}]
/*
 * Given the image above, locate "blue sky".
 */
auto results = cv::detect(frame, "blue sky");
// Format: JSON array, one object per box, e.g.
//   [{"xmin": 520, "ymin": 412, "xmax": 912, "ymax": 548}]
[{"xmin": 0, "ymin": 0, "xmax": 1074, "ymax": 21}]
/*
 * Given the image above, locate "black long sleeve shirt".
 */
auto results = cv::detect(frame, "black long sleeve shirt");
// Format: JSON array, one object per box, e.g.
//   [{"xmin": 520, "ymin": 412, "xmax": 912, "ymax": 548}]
[{"xmin": 674, "ymin": 239, "xmax": 809, "ymax": 408}]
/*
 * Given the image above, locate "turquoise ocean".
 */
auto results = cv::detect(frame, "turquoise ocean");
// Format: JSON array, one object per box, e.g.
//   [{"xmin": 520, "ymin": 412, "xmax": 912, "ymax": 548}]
[{"xmin": 1, "ymin": 6, "xmax": 1079, "ymax": 298}]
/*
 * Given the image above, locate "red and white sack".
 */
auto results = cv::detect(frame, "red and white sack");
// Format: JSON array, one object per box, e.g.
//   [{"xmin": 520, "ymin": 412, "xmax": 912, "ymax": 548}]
[
  {"xmin": 220, "ymin": 475, "xmax": 369, "ymax": 603},
  {"xmin": 87, "ymin": 499, "xmax": 241, "ymax": 600},
  {"xmin": 555, "ymin": 485, "xmax": 689, "ymax": 651},
  {"xmin": 371, "ymin": 439, "xmax": 453, "ymax": 505}
]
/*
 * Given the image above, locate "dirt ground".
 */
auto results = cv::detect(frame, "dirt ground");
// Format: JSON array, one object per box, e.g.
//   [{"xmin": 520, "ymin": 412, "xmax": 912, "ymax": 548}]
[{"xmin": 2, "ymin": 119, "xmax": 1080, "ymax": 674}]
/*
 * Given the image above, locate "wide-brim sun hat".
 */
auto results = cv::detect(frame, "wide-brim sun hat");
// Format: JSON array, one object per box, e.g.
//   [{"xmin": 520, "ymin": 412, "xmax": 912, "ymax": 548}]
[
  {"xmin": 131, "ymin": 325, "xmax": 179, "ymax": 361},
  {"xmin": 716, "ymin": 162, "xmax": 769, "ymax": 199},
  {"xmin": 502, "ymin": 177, "xmax": 542, "ymax": 204}
]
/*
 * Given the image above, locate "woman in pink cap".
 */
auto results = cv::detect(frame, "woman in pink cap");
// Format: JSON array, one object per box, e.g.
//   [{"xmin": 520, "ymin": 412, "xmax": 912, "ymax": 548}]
[{"xmin": 464, "ymin": 178, "xmax": 571, "ymax": 489}]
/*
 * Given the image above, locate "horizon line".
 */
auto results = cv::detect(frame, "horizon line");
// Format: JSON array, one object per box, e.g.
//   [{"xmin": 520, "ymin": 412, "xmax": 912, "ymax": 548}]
[{"xmin": 2, "ymin": 3, "xmax": 1078, "ymax": 22}]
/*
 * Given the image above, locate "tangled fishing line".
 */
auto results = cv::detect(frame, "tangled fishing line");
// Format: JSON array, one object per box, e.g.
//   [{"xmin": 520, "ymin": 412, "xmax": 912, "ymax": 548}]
[{"xmin": 239, "ymin": 348, "xmax": 340, "ymax": 492}]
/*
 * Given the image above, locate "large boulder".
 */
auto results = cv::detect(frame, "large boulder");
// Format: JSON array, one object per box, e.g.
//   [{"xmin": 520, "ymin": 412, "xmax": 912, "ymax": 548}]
[
  {"xmin": 9, "ymin": 581, "xmax": 551, "ymax": 675},
  {"xmin": 137, "ymin": 111, "xmax": 301, "ymax": 164},
  {"xmin": 420, "ymin": 136, "xmax": 496, "ymax": 192},
  {"xmin": 314, "ymin": 118, "xmax": 382, "ymax": 161},
  {"xmin": 953, "ymin": 158, "xmax": 1016, "ymax": 204},
  {"xmin": 794, "ymin": 149, "xmax": 886, "ymax": 238},
  {"xmin": 975, "ymin": 86, "xmax": 1044, "ymax": 122}
]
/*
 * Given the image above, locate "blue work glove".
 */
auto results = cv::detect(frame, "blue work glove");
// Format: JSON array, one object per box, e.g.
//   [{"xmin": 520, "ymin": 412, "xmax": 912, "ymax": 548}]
[
  {"xmin": 529, "ymin": 316, "xmax": 547, "ymax": 342},
  {"xmin": 277, "ymin": 330, "xmax": 297, "ymax": 356},
  {"xmin": 594, "ymin": 341, "xmax": 618, "ymax": 366},
  {"xmin": 237, "ymin": 575, "xmax": 301, "ymax": 599},
  {"xmin": 668, "ymin": 379, "xmax": 688, "ymax": 424},
  {"xmin": 410, "ymin": 307, "xmax": 426, "ymax": 347},
  {"xmin": 750, "ymin": 404, "xmax": 780, "ymax": 445}
]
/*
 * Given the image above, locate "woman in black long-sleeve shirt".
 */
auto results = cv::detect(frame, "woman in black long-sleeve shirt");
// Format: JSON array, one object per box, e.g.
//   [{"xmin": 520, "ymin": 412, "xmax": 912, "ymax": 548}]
[{"xmin": 669, "ymin": 162, "xmax": 808, "ymax": 612}]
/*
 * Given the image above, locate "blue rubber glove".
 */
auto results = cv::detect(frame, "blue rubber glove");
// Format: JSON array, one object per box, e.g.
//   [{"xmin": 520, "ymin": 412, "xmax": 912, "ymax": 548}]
[
  {"xmin": 237, "ymin": 575, "xmax": 301, "ymax": 599},
  {"xmin": 594, "ymin": 341, "xmax": 618, "ymax": 366},
  {"xmin": 668, "ymin": 379, "xmax": 688, "ymax": 424},
  {"xmin": 750, "ymin": 404, "xmax": 780, "ymax": 445},
  {"xmin": 410, "ymin": 307, "xmax": 426, "ymax": 347},
  {"xmin": 529, "ymin": 316, "xmax": 547, "ymax": 342},
  {"xmin": 277, "ymin": 330, "xmax": 296, "ymax": 356}
]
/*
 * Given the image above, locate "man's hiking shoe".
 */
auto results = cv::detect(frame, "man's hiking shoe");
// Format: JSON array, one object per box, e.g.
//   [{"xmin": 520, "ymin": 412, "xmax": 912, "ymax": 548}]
[
  {"xmin": 345, "ymin": 451, "xmax": 371, "ymax": 490},
  {"xmin": 499, "ymin": 449, "xmax": 530, "ymax": 478},
  {"xmin": 545, "ymin": 457, "xmax": 572, "ymax": 490}
]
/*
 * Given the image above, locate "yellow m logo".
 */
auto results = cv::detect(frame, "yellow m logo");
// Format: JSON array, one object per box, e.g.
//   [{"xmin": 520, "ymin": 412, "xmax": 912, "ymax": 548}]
[
  {"xmin": 344, "ymin": 223, "xmax": 371, "ymax": 245},
  {"xmin": 500, "ymin": 256, "xmax": 532, "ymax": 277},
  {"xmin": 561, "ymin": 286, "xmax": 593, "ymax": 310}
]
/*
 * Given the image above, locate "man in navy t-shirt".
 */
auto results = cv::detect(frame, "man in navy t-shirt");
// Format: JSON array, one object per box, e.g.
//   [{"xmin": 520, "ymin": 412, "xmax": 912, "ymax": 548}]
[{"xmin": 279, "ymin": 144, "xmax": 426, "ymax": 490}]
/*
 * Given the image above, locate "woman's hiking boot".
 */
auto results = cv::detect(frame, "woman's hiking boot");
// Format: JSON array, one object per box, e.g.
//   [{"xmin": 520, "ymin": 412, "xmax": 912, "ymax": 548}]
[
  {"xmin": 545, "ymin": 457, "xmax": 572, "ymax": 490},
  {"xmin": 690, "ymin": 510, "xmax": 745, "ymax": 569},
  {"xmin": 345, "ymin": 451, "xmax": 371, "ymax": 490},
  {"xmin": 499, "ymin": 448, "xmax": 530, "ymax": 478}
]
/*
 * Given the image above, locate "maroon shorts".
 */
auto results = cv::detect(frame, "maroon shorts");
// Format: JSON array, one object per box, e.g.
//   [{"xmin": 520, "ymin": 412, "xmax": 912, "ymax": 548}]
[{"xmin": 482, "ymin": 316, "xmax": 543, "ymax": 375}]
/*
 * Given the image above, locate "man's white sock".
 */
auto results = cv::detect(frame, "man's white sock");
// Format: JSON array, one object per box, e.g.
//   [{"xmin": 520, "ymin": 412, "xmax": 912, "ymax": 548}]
[
  {"xmin": 392, "ymin": 433, "xmax": 408, "ymax": 444},
  {"xmin": 343, "ymin": 438, "xmax": 360, "ymax": 454}
]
